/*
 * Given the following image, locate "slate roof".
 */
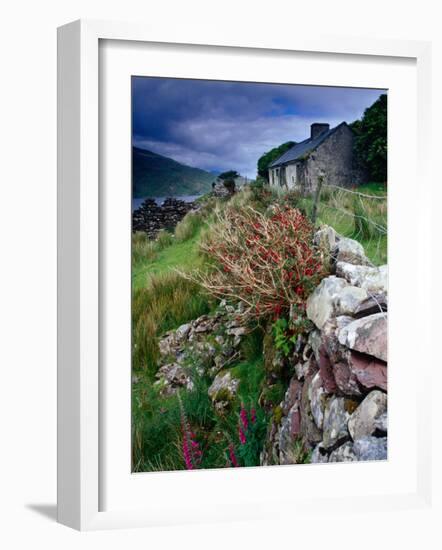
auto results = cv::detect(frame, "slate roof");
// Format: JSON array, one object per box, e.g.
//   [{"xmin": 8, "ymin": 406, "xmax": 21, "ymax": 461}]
[{"xmin": 269, "ymin": 122, "xmax": 346, "ymax": 168}]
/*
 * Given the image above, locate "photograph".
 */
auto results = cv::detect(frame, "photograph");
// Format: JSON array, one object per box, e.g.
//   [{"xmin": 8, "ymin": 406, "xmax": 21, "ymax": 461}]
[{"xmin": 131, "ymin": 76, "xmax": 388, "ymax": 472}]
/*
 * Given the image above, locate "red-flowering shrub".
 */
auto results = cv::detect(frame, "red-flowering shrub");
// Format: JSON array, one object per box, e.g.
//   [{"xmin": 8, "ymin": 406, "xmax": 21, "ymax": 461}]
[{"xmin": 187, "ymin": 204, "xmax": 326, "ymax": 321}]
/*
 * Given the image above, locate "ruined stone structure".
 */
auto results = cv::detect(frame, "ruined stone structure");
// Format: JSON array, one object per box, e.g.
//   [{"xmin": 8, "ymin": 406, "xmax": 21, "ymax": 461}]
[
  {"xmin": 132, "ymin": 197, "xmax": 197, "ymax": 239},
  {"xmin": 268, "ymin": 122, "xmax": 354, "ymax": 194}
]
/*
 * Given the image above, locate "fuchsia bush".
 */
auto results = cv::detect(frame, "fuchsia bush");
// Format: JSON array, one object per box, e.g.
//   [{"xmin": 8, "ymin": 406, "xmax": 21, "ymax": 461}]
[{"xmin": 193, "ymin": 205, "xmax": 326, "ymax": 321}]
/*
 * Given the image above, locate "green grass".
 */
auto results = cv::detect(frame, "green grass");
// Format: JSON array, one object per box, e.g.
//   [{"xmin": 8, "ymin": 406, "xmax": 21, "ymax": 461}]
[
  {"xmin": 132, "ymin": 213, "xmax": 214, "ymax": 375},
  {"xmin": 132, "ymin": 229, "xmax": 205, "ymax": 290},
  {"xmin": 132, "ymin": 232, "xmax": 158, "ymax": 266},
  {"xmin": 132, "ymin": 271, "xmax": 212, "ymax": 374},
  {"xmin": 296, "ymin": 182, "xmax": 387, "ymax": 265},
  {"xmin": 174, "ymin": 211, "xmax": 204, "ymax": 242},
  {"xmin": 358, "ymin": 182, "xmax": 387, "ymax": 196}
]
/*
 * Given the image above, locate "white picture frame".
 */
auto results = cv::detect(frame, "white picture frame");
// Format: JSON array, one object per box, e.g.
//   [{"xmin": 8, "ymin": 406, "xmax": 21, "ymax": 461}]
[{"xmin": 57, "ymin": 19, "xmax": 432, "ymax": 531}]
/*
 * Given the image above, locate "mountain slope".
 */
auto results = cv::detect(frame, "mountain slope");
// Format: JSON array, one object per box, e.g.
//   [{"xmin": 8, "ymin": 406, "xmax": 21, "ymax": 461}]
[{"xmin": 133, "ymin": 147, "xmax": 215, "ymax": 198}]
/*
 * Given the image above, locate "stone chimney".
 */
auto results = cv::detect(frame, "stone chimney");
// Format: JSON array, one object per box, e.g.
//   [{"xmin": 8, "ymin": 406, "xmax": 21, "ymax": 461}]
[{"xmin": 310, "ymin": 123, "xmax": 330, "ymax": 140}]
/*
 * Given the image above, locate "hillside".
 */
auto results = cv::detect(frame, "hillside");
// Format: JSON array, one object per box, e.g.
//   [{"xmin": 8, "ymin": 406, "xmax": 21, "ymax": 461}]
[{"xmin": 133, "ymin": 147, "xmax": 215, "ymax": 198}]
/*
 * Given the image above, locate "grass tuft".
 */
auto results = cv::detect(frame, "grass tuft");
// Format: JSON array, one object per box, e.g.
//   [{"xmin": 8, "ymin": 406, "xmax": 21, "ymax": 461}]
[
  {"xmin": 132, "ymin": 271, "xmax": 212, "ymax": 375},
  {"xmin": 155, "ymin": 229, "xmax": 174, "ymax": 250},
  {"xmin": 174, "ymin": 211, "xmax": 204, "ymax": 242},
  {"xmin": 132, "ymin": 232, "xmax": 158, "ymax": 266}
]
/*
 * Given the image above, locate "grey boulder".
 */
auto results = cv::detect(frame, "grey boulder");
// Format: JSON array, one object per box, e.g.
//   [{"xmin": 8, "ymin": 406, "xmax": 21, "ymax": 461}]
[
  {"xmin": 338, "ymin": 313, "xmax": 388, "ymax": 362},
  {"xmin": 333, "ymin": 237, "xmax": 372, "ymax": 266},
  {"xmin": 336, "ymin": 262, "xmax": 388, "ymax": 295},
  {"xmin": 353, "ymin": 436, "xmax": 387, "ymax": 461},
  {"xmin": 306, "ymin": 276, "xmax": 348, "ymax": 330},
  {"xmin": 329, "ymin": 441, "xmax": 357, "ymax": 463},
  {"xmin": 322, "ymin": 396, "xmax": 357, "ymax": 449},
  {"xmin": 348, "ymin": 390, "xmax": 387, "ymax": 440}
]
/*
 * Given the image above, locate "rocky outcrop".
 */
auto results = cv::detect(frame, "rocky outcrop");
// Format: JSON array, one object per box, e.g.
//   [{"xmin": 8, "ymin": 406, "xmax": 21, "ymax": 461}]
[
  {"xmin": 132, "ymin": 197, "xmax": 198, "ymax": 239},
  {"xmin": 212, "ymin": 177, "xmax": 236, "ymax": 198},
  {"xmin": 154, "ymin": 301, "xmax": 247, "ymax": 398},
  {"xmin": 261, "ymin": 227, "xmax": 388, "ymax": 465},
  {"xmin": 208, "ymin": 371, "xmax": 240, "ymax": 413}
]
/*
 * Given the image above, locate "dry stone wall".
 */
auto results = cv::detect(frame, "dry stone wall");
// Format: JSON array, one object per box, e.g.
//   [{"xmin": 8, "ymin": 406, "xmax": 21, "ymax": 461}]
[
  {"xmin": 132, "ymin": 197, "xmax": 198, "ymax": 239},
  {"xmin": 261, "ymin": 226, "xmax": 388, "ymax": 465}
]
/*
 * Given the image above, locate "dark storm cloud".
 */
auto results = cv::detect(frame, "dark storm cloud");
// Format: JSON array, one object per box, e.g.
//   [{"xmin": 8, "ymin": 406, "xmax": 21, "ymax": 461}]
[{"xmin": 132, "ymin": 77, "xmax": 386, "ymax": 178}]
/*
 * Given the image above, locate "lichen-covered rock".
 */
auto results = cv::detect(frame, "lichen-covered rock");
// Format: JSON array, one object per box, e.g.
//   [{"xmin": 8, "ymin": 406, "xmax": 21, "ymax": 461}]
[
  {"xmin": 332, "ymin": 361, "xmax": 363, "ymax": 397},
  {"xmin": 333, "ymin": 237, "xmax": 372, "ymax": 266},
  {"xmin": 322, "ymin": 396, "xmax": 357, "ymax": 449},
  {"xmin": 314, "ymin": 224, "xmax": 338, "ymax": 252},
  {"xmin": 279, "ymin": 404, "xmax": 302, "ymax": 464},
  {"xmin": 338, "ymin": 313, "xmax": 387, "ymax": 362},
  {"xmin": 208, "ymin": 370, "xmax": 239, "ymax": 411},
  {"xmin": 347, "ymin": 351, "xmax": 387, "ymax": 392},
  {"xmin": 336, "ymin": 285, "xmax": 369, "ymax": 316},
  {"xmin": 155, "ymin": 363, "xmax": 194, "ymax": 395},
  {"xmin": 306, "ymin": 276, "xmax": 348, "ymax": 329},
  {"xmin": 353, "ymin": 436, "xmax": 387, "ymax": 461},
  {"xmin": 336, "ymin": 262, "xmax": 388, "ymax": 295},
  {"xmin": 175, "ymin": 322, "xmax": 191, "ymax": 340},
  {"xmin": 308, "ymin": 329, "xmax": 322, "ymax": 363},
  {"xmin": 282, "ymin": 378, "xmax": 302, "ymax": 415},
  {"xmin": 309, "ymin": 372, "xmax": 328, "ymax": 429},
  {"xmin": 300, "ymin": 374, "xmax": 323, "ymax": 446},
  {"xmin": 329, "ymin": 441, "xmax": 357, "ymax": 462},
  {"xmin": 321, "ymin": 316, "xmax": 353, "ymax": 363},
  {"xmin": 157, "ymin": 306, "xmax": 247, "ymax": 379},
  {"xmin": 348, "ymin": 390, "xmax": 387, "ymax": 440},
  {"xmin": 307, "ymin": 276, "xmax": 371, "ymax": 330}
]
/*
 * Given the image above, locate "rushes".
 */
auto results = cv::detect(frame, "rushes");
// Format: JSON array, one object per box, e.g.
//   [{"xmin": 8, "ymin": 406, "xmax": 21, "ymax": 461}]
[
  {"xmin": 132, "ymin": 272, "xmax": 211, "ymax": 375},
  {"xmin": 132, "ymin": 231, "xmax": 158, "ymax": 265}
]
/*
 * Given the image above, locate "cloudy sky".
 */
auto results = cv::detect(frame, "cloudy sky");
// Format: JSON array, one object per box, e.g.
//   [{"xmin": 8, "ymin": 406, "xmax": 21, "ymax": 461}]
[{"xmin": 132, "ymin": 77, "xmax": 386, "ymax": 179}]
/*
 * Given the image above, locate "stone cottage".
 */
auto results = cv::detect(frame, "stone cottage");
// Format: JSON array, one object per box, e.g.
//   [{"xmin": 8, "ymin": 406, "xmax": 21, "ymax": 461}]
[{"xmin": 268, "ymin": 122, "xmax": 354, "ymax": 194}]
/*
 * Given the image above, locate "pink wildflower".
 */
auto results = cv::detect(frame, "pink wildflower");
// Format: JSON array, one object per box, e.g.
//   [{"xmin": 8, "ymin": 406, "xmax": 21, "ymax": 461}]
[
  {"xmin": 178, "ymin": 392, "xmax": 202, "ymax": 470},
  {"xmin": 229, "ymin": 444, "xmax": 239, "ymax": 467},
  {"xmin": 239, "ymin": 425, "xmax": 246, "ymax": 445},
  {"xmin": 182, "ymin": 431, "xmax": 194, "ymax": 470},
  {"xmin": 240, "ymin": 404, "xmax": 248, "ymax": 431}
]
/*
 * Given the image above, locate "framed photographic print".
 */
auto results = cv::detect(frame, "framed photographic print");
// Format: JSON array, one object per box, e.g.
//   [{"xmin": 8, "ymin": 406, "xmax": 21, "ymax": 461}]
[{"xmin": 57, "ymin": 20, "xmax": 432, "ymax": 530}]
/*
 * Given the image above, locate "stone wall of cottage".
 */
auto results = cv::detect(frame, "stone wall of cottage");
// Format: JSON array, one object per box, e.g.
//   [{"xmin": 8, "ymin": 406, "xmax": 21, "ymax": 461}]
[{"xmin": 300, "ymin": 123, "xmax": 354, "ymax": 194}]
